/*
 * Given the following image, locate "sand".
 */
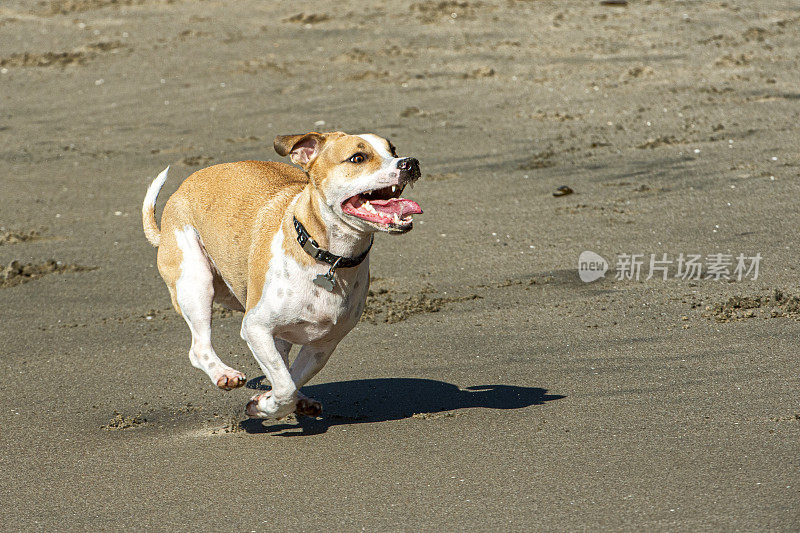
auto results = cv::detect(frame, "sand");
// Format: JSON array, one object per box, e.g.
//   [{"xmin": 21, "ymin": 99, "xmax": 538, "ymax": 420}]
[{"xmin": 1, "ymin": 0, "xmax": 798, "ymax": 530}]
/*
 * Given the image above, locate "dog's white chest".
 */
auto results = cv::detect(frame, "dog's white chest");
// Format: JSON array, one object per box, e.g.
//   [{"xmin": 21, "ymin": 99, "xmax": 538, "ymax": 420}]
[{"xmin": 254, "ymin": 228, "xmax": 369, "ymax": 345}]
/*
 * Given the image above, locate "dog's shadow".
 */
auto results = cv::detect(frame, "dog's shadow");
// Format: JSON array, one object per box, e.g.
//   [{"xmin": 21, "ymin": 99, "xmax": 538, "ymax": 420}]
[{"xmin": 240, "ymin": 377, "xmax": 565, "ymax": 436}]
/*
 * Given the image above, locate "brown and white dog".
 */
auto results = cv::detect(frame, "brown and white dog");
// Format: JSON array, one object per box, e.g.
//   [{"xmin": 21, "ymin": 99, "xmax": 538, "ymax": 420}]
[{"xmin": 141, "ymin": 131, "xmax": 422, "ymax": 419}]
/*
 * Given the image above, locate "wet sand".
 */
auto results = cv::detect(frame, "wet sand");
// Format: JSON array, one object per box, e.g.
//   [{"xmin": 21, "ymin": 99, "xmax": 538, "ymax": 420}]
[{"xmin": 1, "ymin": 0, "xmax": 799, "ymax": 530}]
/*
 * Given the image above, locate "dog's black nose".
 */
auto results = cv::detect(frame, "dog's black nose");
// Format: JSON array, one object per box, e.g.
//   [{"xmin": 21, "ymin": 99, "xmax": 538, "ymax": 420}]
[{"xmin": 397, "ymin": 157, "xmax": 420, "ymax": 176}]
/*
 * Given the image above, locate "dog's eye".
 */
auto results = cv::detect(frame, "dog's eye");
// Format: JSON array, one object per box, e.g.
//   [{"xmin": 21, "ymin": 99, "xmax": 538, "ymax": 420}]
[{"xmin": 348, "ymin": 153, "xmax": 366, "ymax": 164}]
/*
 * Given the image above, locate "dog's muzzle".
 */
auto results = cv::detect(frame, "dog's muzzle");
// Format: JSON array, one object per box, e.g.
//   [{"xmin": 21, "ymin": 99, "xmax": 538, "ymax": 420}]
[{"xmin": 397, "ymin": 157, "xmax": 421, "ymax": 181}]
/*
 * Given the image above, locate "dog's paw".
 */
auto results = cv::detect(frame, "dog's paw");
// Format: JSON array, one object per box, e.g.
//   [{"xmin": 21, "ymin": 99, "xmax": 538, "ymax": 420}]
[
  {"xmin": 295, "ymin": 394, "xmax": 322, "ymax": 417},
  {"xmin": 215, "ymin": 369, "xmax": 246, "ymax": 391},
  {"xmin": 245, "ymin": 392, "xmax": 296, "ymax": 419}
]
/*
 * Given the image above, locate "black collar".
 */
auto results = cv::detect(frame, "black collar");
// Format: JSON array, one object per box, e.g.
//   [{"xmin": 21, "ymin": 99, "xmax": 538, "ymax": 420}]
[{"xmin": 292, "ymin": 216, "xmax": 372, "ymax": 269}]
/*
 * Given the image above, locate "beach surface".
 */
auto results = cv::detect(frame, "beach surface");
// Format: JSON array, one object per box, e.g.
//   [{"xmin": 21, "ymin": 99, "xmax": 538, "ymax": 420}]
[{"xmin": 1, "ymin": 0, "xmax": 798, "ymax": 530}]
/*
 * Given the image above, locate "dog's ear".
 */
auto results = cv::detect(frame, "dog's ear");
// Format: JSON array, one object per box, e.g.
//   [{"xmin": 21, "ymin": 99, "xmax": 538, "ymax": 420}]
[{"xmin": 274, "ymin": 132, "xmax": 326, "ymax": 168}]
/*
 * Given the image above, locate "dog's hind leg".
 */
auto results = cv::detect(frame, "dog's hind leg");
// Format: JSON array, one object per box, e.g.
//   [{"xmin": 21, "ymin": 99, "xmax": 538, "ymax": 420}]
[{"xmin": 168, "ymin": 225, "xmax": 246, "ymax": 390}]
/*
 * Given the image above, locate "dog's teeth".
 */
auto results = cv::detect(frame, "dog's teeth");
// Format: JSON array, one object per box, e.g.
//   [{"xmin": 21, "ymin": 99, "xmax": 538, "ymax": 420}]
[
  {"xmin": 363, "ymin": 201, "xmax": 377, "ymax": 214},
  {"xmin": 391, "ymin": 185, "xmax": 398, "ymax": 194},
  {"xmin": 393, "ymin": 213, "xmax": 401, "ymax": 224}
]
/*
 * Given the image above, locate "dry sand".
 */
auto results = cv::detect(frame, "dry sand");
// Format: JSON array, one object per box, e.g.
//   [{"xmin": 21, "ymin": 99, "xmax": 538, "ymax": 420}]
[{"xmin": 1, "ymin": 0, "xmax": 799, "ymax": 530}]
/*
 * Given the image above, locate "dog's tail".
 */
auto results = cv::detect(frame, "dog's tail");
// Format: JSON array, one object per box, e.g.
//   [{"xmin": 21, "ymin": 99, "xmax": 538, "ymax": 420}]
[{"xmin": 142, "ymin": 166, "xmax": 170, "ymax": 247}]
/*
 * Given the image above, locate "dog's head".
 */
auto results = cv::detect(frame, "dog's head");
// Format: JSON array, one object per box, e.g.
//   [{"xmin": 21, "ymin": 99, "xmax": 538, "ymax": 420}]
[{"xmin": 274, "ymin": 131, "xmax": 422, "ymax": 234}]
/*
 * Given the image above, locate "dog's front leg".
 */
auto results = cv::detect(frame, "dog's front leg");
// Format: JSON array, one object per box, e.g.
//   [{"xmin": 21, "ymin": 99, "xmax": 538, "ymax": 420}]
[
  {"xmin": 289, "ymin": 342, "xmax": 338, "ymax": 417},
  {"xmin": 241, "ymin": 317, "xmax": 297, "ymax": 419},
  {"xmin": 290, "ymin": 342, "xmax": 338, "ymax": 388}
]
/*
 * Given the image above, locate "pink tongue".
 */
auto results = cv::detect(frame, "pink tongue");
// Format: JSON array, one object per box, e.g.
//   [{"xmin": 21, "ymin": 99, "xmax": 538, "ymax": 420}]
[{"xmin": 369, "ymin": 198, "xmax": 423, "ymax": 217}]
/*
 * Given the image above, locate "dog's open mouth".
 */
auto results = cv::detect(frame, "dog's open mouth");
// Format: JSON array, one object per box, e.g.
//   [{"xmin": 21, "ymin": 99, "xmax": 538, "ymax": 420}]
[{"xmin": 341, "ymin": 184, "xmax": 422, "ymax": 231}]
